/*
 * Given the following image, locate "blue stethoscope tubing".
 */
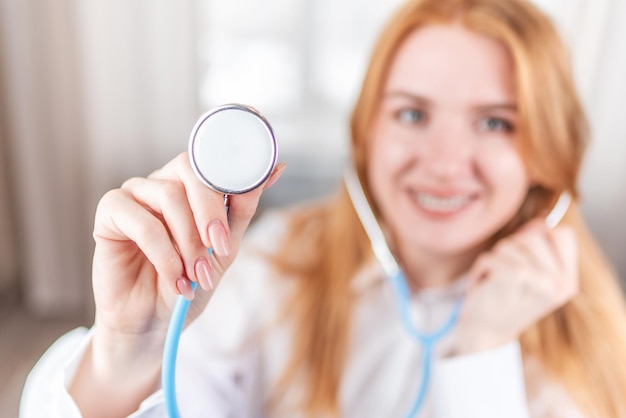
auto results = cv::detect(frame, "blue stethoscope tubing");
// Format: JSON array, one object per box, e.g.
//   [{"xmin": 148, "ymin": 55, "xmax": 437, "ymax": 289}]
[
  {"xmin": 164, "ymin": 198, "xmax": 229, "ymax": 417},
  {"xmin": 162, "ymin": 251, "xmax": 205, "ymax": 418},
  {"xmin": 389, "ymin": 270, "xmax": 463, "ymax": 417},
  {"xmin": 344, "ymin": 166, "xmax": 463, "ymax": 418}
]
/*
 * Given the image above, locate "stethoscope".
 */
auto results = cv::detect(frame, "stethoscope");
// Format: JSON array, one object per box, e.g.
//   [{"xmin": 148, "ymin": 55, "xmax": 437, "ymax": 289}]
[
  {"xmin": 163, "ymin": 104, "xmax": 277, "ymax": 418},
  {"xmin": 166, "ymin": 103, "xmax": 572, "ymax": 418},
  {"xmin": 344, "ymin": 166, "xmax": 463, "ymax": 417}
]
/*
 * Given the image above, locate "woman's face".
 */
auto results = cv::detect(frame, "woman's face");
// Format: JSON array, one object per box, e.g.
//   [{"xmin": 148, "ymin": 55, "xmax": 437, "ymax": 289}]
[{"xmin": 367, "ymin": 23, "xmax": 530, "ymax": 258}]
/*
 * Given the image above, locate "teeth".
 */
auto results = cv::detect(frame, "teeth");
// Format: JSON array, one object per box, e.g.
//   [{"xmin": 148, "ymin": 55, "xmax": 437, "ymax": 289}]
[{"xmin": 415, "ymin": 193, "xmax": 471, "ymax": 212}]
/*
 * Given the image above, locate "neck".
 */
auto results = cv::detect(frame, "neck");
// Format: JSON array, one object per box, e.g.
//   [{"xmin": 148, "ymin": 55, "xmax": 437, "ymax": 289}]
[{"xmin": 393, "ymin": 238, "xmax": 485, "ymax": 291}]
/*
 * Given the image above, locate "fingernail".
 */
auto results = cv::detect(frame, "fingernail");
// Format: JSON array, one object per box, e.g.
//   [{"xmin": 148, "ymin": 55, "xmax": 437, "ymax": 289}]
[
  {"xmin": 208, "ymin": 220, "xmax": 230, "ymax": 257},
  {"xmin": 195, "ymin": 257, "xmax": 214, "ymax": 291},
  {"xmin": 263, "ymin": 162, "xmax": 287, "ymax": 190},
  {"xmin": 176, "ymin": 276, "xmax": 195, "ymax": 301}
]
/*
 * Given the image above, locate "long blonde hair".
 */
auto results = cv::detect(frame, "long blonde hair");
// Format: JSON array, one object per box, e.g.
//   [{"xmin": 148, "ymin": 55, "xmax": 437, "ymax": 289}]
[{"xmin": 270, "ymin": 0, "xmax": 626, "ymax": 416}]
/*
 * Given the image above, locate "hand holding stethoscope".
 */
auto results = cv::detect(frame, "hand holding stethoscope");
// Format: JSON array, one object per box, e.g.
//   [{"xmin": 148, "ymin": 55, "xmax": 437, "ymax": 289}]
[
  {"xmin": 454, "ymin": 214, "xmax": 579, "ymax": 355},
  {"xmin": 71, "ymin": 105, "xmax": 284, "ymax": 418}
]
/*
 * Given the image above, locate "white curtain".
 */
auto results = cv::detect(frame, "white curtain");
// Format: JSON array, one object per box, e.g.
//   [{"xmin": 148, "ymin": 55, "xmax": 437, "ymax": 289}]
[
  {"xmin": 0, "ymin": 113, "xmax": 17, "ymax": 297},
  {"xmin": 576, "ymin": 0, "xmax": 626, "ymax": 281},
  {"xmin": 0, "ymin": 0, "xmax": 199, "ymax": 316}
]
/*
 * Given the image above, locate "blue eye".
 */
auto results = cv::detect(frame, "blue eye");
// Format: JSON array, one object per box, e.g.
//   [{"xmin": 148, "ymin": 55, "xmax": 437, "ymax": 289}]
[
  {"xmin": 396, "ymin": 108, "xmax": 425, "ymax": 124},
  {"xmin": 479, "ymin": 117, "xmax": 514, "ymax": 133}
]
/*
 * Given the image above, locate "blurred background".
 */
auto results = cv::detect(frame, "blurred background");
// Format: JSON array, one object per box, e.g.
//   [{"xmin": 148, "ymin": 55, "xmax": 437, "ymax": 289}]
[{"xmin": 0, "ymin": 0, "xmax": 625, "ymax": 415}]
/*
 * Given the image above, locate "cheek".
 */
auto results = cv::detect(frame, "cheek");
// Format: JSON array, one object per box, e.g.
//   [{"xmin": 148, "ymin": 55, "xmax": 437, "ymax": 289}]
[
  {"xmin": 368, "ymin": 132, "xmax": 412, "ymax": 181},
  {"xmin": 479, "ymin": 145, "xmax": 530, "ymax": 202},
  {"xmin": 367, "ymin": 137, "xmax": 410, "ymax": 213},
  {"xmin": 366, "ymin": 130, "xmax": 412, "ymax": 217}
]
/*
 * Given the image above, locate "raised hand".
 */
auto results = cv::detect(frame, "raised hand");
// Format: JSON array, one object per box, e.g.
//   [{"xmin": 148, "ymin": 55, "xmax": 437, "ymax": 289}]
[
  {"xmin": 70, "ymin": 152, "xmax": 285, "ymax": 418},
  {"xmin": 455, "ymin": 219, "xmax": 579, "ymax": 355}
]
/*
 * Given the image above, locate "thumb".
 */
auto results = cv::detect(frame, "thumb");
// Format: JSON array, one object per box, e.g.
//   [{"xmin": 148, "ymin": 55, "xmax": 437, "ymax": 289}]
[
  {"xmin": 227, "ymin": 163, "xmax": 286, "ymax": 244},
  {"xmin": 466, "ymin": 253, "xmax": 492, "ymax": 288}
]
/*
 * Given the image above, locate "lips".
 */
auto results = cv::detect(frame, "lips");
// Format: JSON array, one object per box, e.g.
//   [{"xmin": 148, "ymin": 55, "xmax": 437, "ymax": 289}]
[{"xmin": 412, "ymin": 191, "xmax": 476, "ymax": 214}]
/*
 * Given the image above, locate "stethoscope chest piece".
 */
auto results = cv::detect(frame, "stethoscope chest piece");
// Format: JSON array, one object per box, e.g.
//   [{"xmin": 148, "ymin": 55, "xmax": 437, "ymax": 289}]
[{"xmin": 188, "ymin": 104, "xmax": 277, "ymax": 194}]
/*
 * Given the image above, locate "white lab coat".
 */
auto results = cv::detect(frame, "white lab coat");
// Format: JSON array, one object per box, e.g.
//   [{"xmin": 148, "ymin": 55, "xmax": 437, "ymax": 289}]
[{"xmin": 20, "ymin": 209, "xmax": 583, "ymax": 418}]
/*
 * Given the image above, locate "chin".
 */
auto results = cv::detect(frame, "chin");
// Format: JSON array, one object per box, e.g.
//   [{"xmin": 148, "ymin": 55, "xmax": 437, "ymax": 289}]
[{"xmin": 401, "ymin": 224, "xmax": 495, "ymax": 258}]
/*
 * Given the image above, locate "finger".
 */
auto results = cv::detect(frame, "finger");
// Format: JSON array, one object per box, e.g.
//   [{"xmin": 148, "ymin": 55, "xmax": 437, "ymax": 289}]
[
  {"xmin": 491, "ymin": 239, "xmax": 529, "ymax": 269},
  {"xmin": 549, "ymin": 225, "xmax": 579, "ymax": 298},
  {"xmin": 466, "ymin": 251, "xmax": 528, "ymax": 304},
  {"xmin": 510, "ymin": 221, "xmax": 560, "ymax": 275},
  {"xmin": 152, "ymin": 152, "xmax": 230, "ymax": 255},
  {"xmin": 262, "ymin": 162, "xmax": 287, "ymax": 191},
  {"xmin": 228, "ymin": 163, "xmax": 287, "ymax": 247},
  {"xmin": 469, "ymin": 248, "xmax": 556, "ymax": 317},
  {"xmin": 466, "ymin": 252, "xmax": 494, "ymax": 287},
  {"xmin": 494, "ymin": 222, "xmax": 562, "ymax": 299},
  {"xmin": 94, "ymin": 189, "xmax": 184, "ymax": 296},
  {"xmin": 121, "ymin": 177, "xmax": 214, "ymax": 291}
]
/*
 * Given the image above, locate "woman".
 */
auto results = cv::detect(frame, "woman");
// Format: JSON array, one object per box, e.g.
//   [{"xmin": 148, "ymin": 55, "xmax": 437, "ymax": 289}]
[{"xmin": 20, "ymin": 0, "xmax": 626, "ymax": 417}]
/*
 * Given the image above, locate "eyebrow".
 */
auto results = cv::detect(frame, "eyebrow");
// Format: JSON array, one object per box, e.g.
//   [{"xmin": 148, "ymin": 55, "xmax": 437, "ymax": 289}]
[
  {"xmin": 382, "ymin": 91, "xmax": 432, "ymax": 106},
  {"xmin": 382, "ymin": 90, "xmax": 518, "ymax": 113},
  {"xmin": 474, "ymin": 103, "xmax": 518, "ymax": 113}
]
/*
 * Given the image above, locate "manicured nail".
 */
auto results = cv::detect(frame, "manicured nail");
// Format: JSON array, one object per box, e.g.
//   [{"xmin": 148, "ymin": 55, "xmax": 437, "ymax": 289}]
[
  {"xmin": 263, "ymin": 162, "xmax": 287, "ymax": 190},
  {"xmin": 208, "ymin": 220, "xmax": 229, "ymax": 257},
  {"xmin": 195, "ymin": 257, "xmax": 214, "ymax": 291},
  {"xmin": 176, "ymin": 276, "xmax": 195, "ymax": 301}
]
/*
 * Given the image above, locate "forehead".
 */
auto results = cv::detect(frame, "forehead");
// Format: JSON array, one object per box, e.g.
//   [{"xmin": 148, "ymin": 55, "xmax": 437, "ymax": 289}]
[{"xmin": 385, "ymin": 23, "xmax": 516, "ymax": 104}]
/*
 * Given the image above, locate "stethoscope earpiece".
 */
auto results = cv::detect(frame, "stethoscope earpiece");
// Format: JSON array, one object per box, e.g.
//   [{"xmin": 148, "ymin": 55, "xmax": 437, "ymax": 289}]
[{"xmin": 545, "ymin": 191, "xmax": 572, "ymax": 229}]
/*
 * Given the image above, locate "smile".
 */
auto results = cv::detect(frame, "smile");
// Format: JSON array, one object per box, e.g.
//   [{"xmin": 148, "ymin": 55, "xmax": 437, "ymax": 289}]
[{"xmin": 413, "ymin": 192, "xmax": 474, "ymax": 214}]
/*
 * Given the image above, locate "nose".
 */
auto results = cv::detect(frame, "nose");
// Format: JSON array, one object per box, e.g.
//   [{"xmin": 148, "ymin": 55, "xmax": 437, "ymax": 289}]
[{"xmin": 420, "ymin": 124, "xmax": 473, "ymax": 180}]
